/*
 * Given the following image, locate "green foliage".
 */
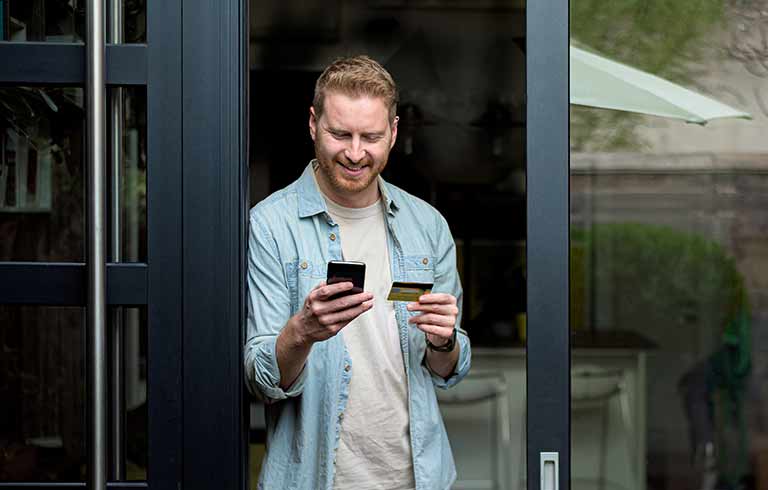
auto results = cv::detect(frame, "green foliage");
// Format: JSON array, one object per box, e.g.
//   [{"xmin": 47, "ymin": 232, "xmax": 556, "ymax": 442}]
[
  {"xmin": 570, "ymin": 223, "xmax": 748, "ymax": 348},
  {"xmin": 570, "ymin": 0, "xmax": 727, "ymax": 150},
  {"xmin": 570, "ymin": 222, "xmax": 752, "ymax": 486}
]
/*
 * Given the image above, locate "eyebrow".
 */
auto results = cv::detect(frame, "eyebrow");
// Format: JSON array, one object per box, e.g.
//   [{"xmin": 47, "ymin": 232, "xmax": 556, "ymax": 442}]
[{"xmin": 325, "ymin": 126, "xmax": 385, "ymax": 138}]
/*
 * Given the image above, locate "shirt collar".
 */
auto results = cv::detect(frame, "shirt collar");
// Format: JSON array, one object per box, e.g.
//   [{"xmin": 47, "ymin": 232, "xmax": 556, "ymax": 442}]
[{"xmin": 297, "ymin": 160, "xmax": 398, "ymax": 218}]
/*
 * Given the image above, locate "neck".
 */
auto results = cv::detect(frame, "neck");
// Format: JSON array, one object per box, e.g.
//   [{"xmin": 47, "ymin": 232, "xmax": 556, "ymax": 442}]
[{"xmin": 315, "ymin": 172, "xmax": 380, "ymax": 209}]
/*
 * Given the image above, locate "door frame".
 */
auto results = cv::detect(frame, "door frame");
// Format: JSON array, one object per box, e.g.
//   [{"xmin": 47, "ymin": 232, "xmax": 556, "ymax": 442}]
[
  {"xmin": 178, "ymin": 0, "xmax": 248, "ymax": 488},
  {"xmin": 526, "ymin": 0, "xmax": 571, "ymax": 489},
  {"xmin": 182, "ymin": 0, "xmax": 573, "ymax": 486}
]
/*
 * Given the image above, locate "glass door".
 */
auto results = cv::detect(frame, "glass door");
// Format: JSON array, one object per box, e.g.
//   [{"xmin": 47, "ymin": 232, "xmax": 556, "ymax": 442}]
[
  {"xmin": 247, "ymin": 2, "xmax": 530, "ymax": 488},
  {"xmin": 246, "ymin": 1, "xmax": 571, "ymax": 490},
  {"xmin": 570, "ymin": 2, "xmax": 767, "ymax": 490},
  {"xmin": 0, "ymin": 0, "xmax": 183, "ymax": 487}
]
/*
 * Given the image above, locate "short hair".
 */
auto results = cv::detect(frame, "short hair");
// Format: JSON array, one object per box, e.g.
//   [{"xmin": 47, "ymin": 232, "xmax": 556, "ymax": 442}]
[{"xmin": 313, "ymin": 55, "xmax": 399, "ymax": 122}]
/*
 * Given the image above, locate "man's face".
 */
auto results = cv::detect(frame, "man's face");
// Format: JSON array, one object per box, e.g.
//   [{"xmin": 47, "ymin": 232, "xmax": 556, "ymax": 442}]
[{"xmin": 309, "ymin": 91, "xmax": 398, "ymax": 205}]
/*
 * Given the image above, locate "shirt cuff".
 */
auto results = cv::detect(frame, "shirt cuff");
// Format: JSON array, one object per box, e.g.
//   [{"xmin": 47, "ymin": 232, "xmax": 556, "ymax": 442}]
[
  {"xmin": 252, "ymin": 335, "xmax": 308, "ymax": 401},
  {"xmin": 426, "ymin": 330, "xmax": 471, "ymax": 389}
]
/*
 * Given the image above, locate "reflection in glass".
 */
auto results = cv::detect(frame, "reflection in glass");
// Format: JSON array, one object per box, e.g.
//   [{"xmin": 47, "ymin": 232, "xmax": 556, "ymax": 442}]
[
  {"xmin": 0, "ymin": 87, "xmax": 85, "ymax": 262},
  {"xmin": 0, "ymin": 1, "xmax": 145, "ymax": 43},
  {"xmin": 113, "ymin": 87, "xmax": 147, "ymax": 264},
  {"xmin": 0, "ymin": 86, "xmax": 146, "ymax": 262},
  {"xmin": 0, "ymin": 306, "xmax": 84, "ymax": 481},
  {"xmin": 248, "ymin": 2, "xmax": 526, "ymax": 488},
  {"xmin": 571, "ymin": 2, "xmax": 767, "ymax": 489},
  {"xmin": 0, "ymin": 306, "xmax": 147, "ymax": 482},
  {"xmin": 121, "ymin": 307, "xmax": 147, "ymax": 480}
]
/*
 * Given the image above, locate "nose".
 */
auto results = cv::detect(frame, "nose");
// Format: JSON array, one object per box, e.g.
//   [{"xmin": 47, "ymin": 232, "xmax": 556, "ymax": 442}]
[{"xmin": 344, "ymin": 136, "xmax": 365, "ymax": 164}]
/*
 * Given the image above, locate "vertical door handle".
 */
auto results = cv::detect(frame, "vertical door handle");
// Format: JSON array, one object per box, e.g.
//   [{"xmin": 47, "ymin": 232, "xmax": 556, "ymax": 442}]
[{"xmin": 540, "ymin": 452, "xmax": 559, "ymax": 490}]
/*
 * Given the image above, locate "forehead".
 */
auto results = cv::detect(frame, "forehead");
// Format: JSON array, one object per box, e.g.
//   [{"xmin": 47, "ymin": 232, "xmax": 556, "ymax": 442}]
[{"xmin": 320, "ymin": 91, "xmax": 390, "ymax": 130}]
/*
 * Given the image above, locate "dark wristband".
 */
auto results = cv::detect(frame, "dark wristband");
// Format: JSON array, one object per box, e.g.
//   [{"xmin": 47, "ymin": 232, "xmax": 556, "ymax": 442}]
[{"xmin": 426, "ymin": 327, "xmax": 457, "ymax": 352}]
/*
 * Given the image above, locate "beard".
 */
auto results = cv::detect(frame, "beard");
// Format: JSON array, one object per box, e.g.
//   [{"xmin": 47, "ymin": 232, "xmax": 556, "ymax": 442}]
[{"xmin": 314, "ymin": 147, "xmax": 388, "ymax": 196}]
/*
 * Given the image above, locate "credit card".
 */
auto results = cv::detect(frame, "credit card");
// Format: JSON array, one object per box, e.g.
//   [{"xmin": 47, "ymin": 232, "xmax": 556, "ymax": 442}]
[{"xmin": 386, "ymin": 282, "xmax": 434, "ymax": 302}]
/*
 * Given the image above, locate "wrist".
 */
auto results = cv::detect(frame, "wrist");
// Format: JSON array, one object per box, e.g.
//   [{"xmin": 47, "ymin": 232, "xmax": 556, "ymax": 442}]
[
  {"xmin": 285, "ymin": 315, "xmax": 312, "ymax": 350},
  {"xmin": 426, "ymin": 327, "xmax": 457, "ymax": 352}
]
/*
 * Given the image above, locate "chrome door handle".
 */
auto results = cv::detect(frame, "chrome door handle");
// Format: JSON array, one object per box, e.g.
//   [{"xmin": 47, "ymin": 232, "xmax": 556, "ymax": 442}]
[{"xmin": 540, "ymin": 452, "xmax": 559, "ymax": 490}]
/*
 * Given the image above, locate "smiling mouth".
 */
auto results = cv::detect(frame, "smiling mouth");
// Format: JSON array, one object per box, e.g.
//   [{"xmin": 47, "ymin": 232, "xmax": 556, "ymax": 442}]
[{"xmin": 337, "ymin": 162, "xmax": 367, "ymax": 172}]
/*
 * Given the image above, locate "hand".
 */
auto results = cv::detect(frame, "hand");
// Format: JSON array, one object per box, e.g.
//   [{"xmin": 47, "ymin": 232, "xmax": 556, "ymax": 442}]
[
  {"xmin": 292, "ymin": 281, "xmax": 373, "ymax": 345},
  {"xmin": 406, "ymin": 293, "xmax": 458, "ymax": 348}
]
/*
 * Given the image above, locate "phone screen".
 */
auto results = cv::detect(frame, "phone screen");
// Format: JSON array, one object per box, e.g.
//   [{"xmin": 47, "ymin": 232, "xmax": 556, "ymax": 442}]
[{"xmin": 326, "ymin": 260, "xmax": 366, "ymax": 299}]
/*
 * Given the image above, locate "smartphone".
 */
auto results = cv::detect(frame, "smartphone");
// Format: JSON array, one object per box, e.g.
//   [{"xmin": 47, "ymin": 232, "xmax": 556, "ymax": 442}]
[{"xmin": 326, "ymin": 260, "xmax": 366, "ymax": 300}]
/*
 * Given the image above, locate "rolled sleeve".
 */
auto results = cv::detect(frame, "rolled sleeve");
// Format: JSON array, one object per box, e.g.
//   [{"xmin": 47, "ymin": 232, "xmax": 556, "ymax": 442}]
[
  {"xmin": 428, "ymin": 328, "xmax": 472, "ymax": 389},
  {"xmin": 244, "ymin": 210, "xmax": 306, "ymax": 402},
  {"xmin": 427, "ymin": 214, "xmax": 472, "ymax": 389},
  {"xmin": 245, "ymin": 336, "xmax": 307, "ymax": 401}
]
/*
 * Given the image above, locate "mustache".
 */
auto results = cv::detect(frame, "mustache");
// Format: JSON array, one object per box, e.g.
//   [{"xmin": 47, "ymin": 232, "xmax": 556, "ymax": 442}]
[{"xmin": 336, "ymin": 157, "xmax": 371, "ymax": 168}]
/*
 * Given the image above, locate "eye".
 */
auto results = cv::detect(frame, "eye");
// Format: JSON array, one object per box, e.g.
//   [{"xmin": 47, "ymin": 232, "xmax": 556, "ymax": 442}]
[
  {"xmin": 363, "ymin": 135, "xmax": 383, "ymax": 143},
  {"xmin": 330, "ymin": 131, "xmax": 350, "ymax": 140}
]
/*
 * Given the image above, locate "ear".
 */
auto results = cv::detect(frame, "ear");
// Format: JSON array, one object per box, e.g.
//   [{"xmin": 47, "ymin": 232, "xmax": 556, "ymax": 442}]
[
  {"xmin": 389, "ymin": 115, "xmax": 399, "ymax": 150},
  {"xmin": 309, "ymin": 107, "xmax": 318, "ymax": 141}
]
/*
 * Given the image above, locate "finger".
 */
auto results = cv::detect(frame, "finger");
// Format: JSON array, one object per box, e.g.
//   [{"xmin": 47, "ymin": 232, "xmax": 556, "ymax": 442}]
[
  {"xmin": 312, "ymin": 281, "xmax": 327, "ymax": 290},
  {"xmin": 413, "ymin": 323, "xmax": 452, "ymax": 337},
  {"xmin": 313, "ymin": 281, "xmax": 354, "ymax": 300},
  {"xmin": 315, "ymin": 291, "xmax": 374, "ymax": 315},
  {"xmin": 408, "ymin": 313, "xmax": 455, "ymax": 328},
  {"xmin": 406, "ymin": 302, "xmax": 458, "ymax": 316},
  {"xmin": 417, "ymin": 293, "xmax": 456, "ymax": 305},
  {"xmin": 320, "ymin": 299, "xmax": 374, "ymax": 326}
]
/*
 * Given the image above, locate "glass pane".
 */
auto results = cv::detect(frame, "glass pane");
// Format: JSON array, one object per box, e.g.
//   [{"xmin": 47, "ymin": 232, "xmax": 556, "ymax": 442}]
[
  {"xmin": 0, "ymin": 1, "xmax": 145, "ymax": 43},
  {"xmin": 109, "ymin": 86, "xmax": 148, "ymax": 263},
  {"xmin": 119, "ymin": 307, "xmax": 147, "ymax": 480},
  {"xmin": 124, "ymin": 0, "xmax": 146, "ymax": 43},
  {"xmin": 0, "ymin": 306, "xmax": 85, "ymax": 481},
  {"xmin": 248, "ymin": 2, "xmax": 526, "ymax": 489},
  {"xmin": 0, "ymin": 306, "xmax": 147, "ymax": 482},
  {"xmin": 0, "ymin": 86, "xmax": 147, "ymax": 263},
  {"xmin": 0, "ymin": 86, "xmax": 85, "ymax": 262},
  {"xmin": 570, "ymin": 3, "xmax": 767, "ymax": 490}
]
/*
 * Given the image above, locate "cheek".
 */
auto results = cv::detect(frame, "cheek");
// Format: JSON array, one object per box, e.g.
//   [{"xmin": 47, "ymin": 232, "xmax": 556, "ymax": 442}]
[
  {"xmin": 370, "ymin": 143, "xmax": 392, "ymax": 161},
  {"xmin": 316, "ymin": 139, "xmax": 342, "ymax": 158}
]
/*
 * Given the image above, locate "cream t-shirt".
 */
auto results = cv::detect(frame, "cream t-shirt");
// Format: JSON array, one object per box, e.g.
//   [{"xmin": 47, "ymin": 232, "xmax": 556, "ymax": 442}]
[{"xmin": 323, "ymin": 194, "xmax": 415, "ymax": 490}]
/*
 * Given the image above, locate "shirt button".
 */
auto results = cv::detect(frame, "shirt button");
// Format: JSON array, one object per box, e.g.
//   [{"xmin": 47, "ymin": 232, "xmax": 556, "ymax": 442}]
[
  {"xmin": 338, "ymin": 413, "xmax": 344, "ymax": 421},
  {"xmin": 344, "ymin": 364, "xmax": 351, "ymax": 372},
  {"xmin": 422, "ymin": 257, "xmax": 429, "ymax": 265},
  {"xmin": 300, "ymin": 261, "xmax": 308, "ymax": 270},
  {"xmin": 330, "ymin": 233, "xmax": 337, "ymax": 241}
]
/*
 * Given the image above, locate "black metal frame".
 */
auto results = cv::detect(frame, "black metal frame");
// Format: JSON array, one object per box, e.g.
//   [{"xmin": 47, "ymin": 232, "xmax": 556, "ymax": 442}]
[
  {"xmin": 180, "ymin": 0, "xmax": 248, "ymax": 487},
  {"xmin": 145, "ymin": 0, "xmax": 183, "ymax": 487},
  {"xmin": 0, "ymin": 1, "xmax": 184, "ymax": 489},
  {"xmin": 526, "ymin": 0, "xmax": 571, "ymax": 489},
  {"xmin": 0, "ymin": 263, "xmax": 147, "ymax": 305},
  {"xmin": 0, "ymin": 484, "xmax": 146, "ymax": 489},
  {"xmin": 0, "ymin": 43, "xmax": 146, "ymax": 85}
]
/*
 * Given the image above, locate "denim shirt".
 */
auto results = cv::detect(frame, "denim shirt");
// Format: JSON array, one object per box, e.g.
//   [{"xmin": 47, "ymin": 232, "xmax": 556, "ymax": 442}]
[{"xmin": 244, "ymin": 162, "xmax": 472, "ymax": 490}]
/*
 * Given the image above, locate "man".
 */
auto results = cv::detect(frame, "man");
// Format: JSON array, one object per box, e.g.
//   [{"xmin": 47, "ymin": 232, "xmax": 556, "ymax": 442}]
[{"xmin": 245, "ymin": 55, "xmax": 471, "ymax": 490}]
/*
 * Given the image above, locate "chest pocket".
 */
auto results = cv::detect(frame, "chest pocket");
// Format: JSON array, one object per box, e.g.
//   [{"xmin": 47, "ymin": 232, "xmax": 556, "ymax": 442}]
[
  {"xmin": 285, "ymin": 258, "xmax": 327, "ymax": 314},
  {"xmin": 403, "ymin": 254, "xmax": 436, "ymax": 285}
]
